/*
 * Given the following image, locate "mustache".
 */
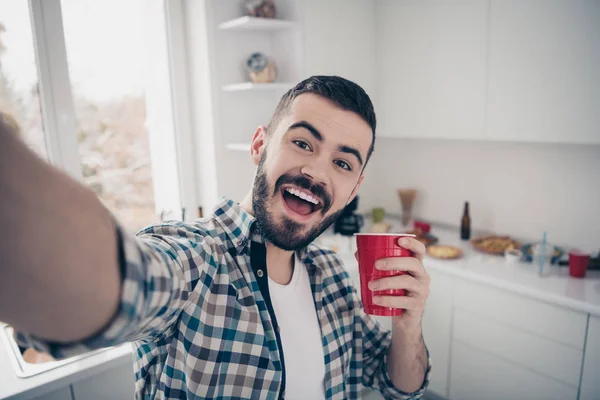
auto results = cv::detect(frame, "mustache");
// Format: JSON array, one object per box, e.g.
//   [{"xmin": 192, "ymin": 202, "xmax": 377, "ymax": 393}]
[{"xmin": 274, "ymin": 173, "xmax": 332, "ymax": 214}]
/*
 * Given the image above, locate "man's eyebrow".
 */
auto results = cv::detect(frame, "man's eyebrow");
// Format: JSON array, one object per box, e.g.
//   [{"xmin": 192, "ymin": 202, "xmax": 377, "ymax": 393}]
[
  {"xmin": 338, "ymin": 145, "xmax": 363, "ymax": 167},
  {"xmin": 288, "ymin": 121, "xmax": 322, "ymax": 141},
  {"xmin": 288, "ymin": 120, "xmax": 364, "ymax": 167}
]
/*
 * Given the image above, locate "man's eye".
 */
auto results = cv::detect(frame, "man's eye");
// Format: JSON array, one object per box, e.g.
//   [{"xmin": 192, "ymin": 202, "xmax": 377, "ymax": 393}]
[
  {"xmin": 335, "ymin": 160, "xmax": 352, "ymax": 171},
  {"xmin": 292, "ymin": 140, "xmax": 311, "ymax": 151}
]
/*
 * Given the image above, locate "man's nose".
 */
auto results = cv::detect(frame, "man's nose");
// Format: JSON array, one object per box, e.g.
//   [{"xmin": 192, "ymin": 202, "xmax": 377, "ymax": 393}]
[{"xmin": 300, "ymin": 159, "xmax": 328, "ymax": 188}]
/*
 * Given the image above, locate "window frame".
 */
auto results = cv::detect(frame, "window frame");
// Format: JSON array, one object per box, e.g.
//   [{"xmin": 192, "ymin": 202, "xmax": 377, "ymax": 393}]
[{"xmin": 26, "ymin": 0, "xmax": 199, "ymax": 222}]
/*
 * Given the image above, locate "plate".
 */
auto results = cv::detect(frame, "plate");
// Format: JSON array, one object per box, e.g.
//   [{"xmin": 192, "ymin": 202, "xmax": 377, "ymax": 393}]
[
  {"xmin": 472, "ymin": 235, "xmax": 520, "ymax": 256},
  {"xmin": 427, "ymin": 245, "xmax": 463, "ymax": 260},
  {"xmin": 521, "ymin": 243, "xmax": 564, "ymax": 265}
]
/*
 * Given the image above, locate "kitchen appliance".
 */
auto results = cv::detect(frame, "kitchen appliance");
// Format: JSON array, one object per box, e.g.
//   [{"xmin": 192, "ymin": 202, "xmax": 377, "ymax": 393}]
[{"xmin": 334, "ymin": 196, "xmax": 363, "ymax": 236}]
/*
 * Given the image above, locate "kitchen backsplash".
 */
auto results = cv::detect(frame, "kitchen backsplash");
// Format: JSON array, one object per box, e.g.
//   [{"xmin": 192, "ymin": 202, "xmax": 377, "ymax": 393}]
[{"xmin": 359, "ymin": 137, "xmax": 600, "ymax": 253}]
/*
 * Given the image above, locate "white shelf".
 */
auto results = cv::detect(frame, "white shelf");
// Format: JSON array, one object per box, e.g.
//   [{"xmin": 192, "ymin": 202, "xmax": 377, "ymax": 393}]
[
  {"xmin": 226, "ymin": 143, "xmax": 251, "ymax": 152},
  {"xmin": 222, "ymin": 82, "xmax": 294, "ymax": 92},
  {"xmin": 218, "ymin": 16, "xmax": 298, "ymax": 31}
]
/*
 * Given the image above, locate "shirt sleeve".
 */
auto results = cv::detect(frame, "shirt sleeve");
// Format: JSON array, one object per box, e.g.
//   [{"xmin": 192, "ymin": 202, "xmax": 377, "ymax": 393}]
[
  {"xmin": 353, "ymin": 285, "xmax": 431, "ymax": 399},
  {"xmin": 14, "ymin": 221, "xmax": 217, "ymax": 359}
]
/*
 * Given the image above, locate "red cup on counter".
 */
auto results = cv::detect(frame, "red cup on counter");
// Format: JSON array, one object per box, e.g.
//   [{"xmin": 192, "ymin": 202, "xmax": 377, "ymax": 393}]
[
  {"xmin": 355, "ymin": 233, "xmax": 415, "ymax": 316},
  {"xmin": 569, "ymin": 251, "xmax": 590, "ymax": 278},
  {"xmin": 414, "ymin": 220, "xmax": 431, "ymax": 234}
]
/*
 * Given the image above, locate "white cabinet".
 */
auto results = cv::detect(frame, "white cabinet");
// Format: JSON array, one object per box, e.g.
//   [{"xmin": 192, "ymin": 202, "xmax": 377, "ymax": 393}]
[
  {"xmin": 580, "ymin": 315, "xmax": 600, "ymax": 400},
  {"xmin": 303, "ymin": 0, "xmax": 376, "ymax": 96},
  {"xmin": 30, "ymin": 387, "xmax": 72, "ymax": 400},
  {"xmin": 450, "ymin": 341, "xmax": 578, "ymax": 400},
  {"xmin": 375, "ymin": 0, "xmax": 488, "ymax": 140},
  {"xmin": 486, "ymin": 0, "xmax": 600, "ymax": 144},
  {"xmin": 453, "ymin": 309, "xmax": 583, "ymax": 387},
  {"xmin": 71, "ymin": 361, "xmax": 135, "ymax": 400},
  {"xmin": 421, "ymin": 269, "xmax": 454, "ymax": 398},
  {"xmin": 454, "ymin": 279, "xmax": 588, "ymax": 349}
]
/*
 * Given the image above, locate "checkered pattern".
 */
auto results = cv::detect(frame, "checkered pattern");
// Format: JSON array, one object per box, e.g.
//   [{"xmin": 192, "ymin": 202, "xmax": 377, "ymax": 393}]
[{"xmin": 16, "ymin": 197, "xmax": 430, "ymax": 399}]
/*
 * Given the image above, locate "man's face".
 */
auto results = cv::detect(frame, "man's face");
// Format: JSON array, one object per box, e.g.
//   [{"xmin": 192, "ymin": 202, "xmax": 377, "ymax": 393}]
[{"xmin": 251, "ymin": 93, "xmax": 372, "ymax": 251}]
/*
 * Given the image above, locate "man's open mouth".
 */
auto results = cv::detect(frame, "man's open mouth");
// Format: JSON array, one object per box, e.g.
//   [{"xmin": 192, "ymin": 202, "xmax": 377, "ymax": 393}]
[{"xmin": 280, "ymin": 186, "xmax": 324, "ymax": 216}]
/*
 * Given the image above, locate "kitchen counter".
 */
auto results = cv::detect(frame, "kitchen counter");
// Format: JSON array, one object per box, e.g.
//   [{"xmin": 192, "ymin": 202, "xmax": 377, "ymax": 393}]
[
  {"xmin": 2, "ymin": 227, "xmax": 598, "ymax": 399},
  {"xmin": 0, "ymin": 327, "xmax": 132, "ymax": 400},
  {"xmin": 329, "ymin": 226, "xmax": 600, "ymax": 317}
]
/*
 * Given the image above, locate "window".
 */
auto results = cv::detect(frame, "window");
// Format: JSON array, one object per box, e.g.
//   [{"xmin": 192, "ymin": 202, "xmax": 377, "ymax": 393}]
[
  {"xmin": 61, "ymin": 0, "xmax": 157, "ymax": 231},
  {"xmin": 0, "ymin": 0, "xmax": 47, "ymax": 159},
  {"xmin": 0, "ymin": 0, "xmax": 195, "ymax": 232}
]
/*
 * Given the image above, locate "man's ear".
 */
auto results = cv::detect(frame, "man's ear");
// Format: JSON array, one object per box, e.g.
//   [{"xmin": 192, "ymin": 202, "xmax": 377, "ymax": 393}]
[
  {"xmin": 250, "ymin": 126, "xmax": 267, "ymax": 166},
  {"xmin": 347, "ymin": 174, "xmax": 365, "ymax": 205}
]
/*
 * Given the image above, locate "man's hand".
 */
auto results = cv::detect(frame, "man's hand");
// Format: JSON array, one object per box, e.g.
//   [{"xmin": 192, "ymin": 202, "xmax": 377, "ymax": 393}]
[
  {"xmin": 368, "ymin": 236, "xmax": 430, "ymax": 331},
  {"xmin": 355, "ymin": 236, "xmax": 430, "ymax": 393}
]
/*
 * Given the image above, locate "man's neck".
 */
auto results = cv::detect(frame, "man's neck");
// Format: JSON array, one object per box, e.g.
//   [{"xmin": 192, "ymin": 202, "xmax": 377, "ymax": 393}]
[
  {"xmin": 266, "ymin": 242, "xmax": 295, "ymax": 285},
  {"xmin": 240, "ymin": 193, "xmax": 295, "ymax": 285}
]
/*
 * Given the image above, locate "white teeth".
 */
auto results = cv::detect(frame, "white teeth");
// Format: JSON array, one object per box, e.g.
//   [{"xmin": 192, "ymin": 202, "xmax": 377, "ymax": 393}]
[{"xmin": 285, "ymin": 187, "xmax": 320, "ymax": 205}]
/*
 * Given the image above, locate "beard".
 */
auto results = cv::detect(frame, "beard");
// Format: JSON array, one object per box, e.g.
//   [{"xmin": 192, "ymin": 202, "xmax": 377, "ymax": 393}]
[{"xmin": 252, "ymin": 152, "xmax": 344, "ymax": 251}]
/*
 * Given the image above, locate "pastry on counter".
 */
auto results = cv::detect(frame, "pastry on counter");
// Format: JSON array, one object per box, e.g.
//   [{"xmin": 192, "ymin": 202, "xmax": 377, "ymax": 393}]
[
  {"xmin": 472, "ymin": 235, "xmax": 520, "ymax": 255},
  {"xmin": 427, "ymin": 245, "xmax": 463, "ymax": 260}
]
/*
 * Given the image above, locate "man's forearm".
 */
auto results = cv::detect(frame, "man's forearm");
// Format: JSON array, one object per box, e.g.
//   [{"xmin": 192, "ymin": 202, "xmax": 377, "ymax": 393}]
[
  {"xmin": 387, "ymin": 324, "xmax": 428, "ymax": 393},
  {"xmin": 0, "ymin": 123, "xmax": 121, "ymax": 342}
]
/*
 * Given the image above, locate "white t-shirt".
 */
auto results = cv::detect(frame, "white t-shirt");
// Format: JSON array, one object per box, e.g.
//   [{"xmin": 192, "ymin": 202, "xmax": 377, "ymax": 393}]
[{"xmin": 268, "ymin": 256, "xmax": 326, "ymax": 400}]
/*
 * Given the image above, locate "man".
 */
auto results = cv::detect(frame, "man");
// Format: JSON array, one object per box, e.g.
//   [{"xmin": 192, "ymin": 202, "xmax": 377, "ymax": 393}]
[{"xmin": 0, "ymin": 76, "xmax": 430, "ymax": 399}]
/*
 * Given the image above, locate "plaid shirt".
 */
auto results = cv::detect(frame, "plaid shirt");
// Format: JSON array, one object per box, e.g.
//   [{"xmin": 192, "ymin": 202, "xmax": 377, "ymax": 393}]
[{"xmin": 16, "ymin": 198, "xmax": 430, "ymax": 399}]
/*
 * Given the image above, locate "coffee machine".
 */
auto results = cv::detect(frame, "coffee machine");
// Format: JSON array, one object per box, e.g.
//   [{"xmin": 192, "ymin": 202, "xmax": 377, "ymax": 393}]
[{"xmin": 333, "ymin": 196, "xmax": 363, "ymax": 236}]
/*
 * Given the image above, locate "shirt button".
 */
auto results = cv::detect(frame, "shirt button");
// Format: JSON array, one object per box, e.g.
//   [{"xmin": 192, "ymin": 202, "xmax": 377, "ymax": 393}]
[
  {"xmin": 256, "ymin": 269, "xmax": 264, "ymax": 278},
  {"xmin": 237, "ymin": 237, "xmax": 246, "ymax": 246},
  {"xmin": 276, "ymin": 326, "xmax": 281, "ymax": 333}
]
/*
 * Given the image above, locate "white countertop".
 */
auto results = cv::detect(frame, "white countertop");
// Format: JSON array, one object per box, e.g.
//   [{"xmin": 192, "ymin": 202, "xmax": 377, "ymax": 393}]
[
  {"xmin": 0, "ymin": 330, "xmax": 131, "ymax": 400},
  {"xmin": 328, "ymin": 226, "xmax": 600, "ymax": 317}
]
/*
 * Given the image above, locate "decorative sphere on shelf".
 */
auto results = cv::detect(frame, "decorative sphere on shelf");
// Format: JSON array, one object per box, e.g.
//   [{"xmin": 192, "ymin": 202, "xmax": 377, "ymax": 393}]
[{"xmin": 246, "ymin": 52, "xmax": 277, "ymax": 83}]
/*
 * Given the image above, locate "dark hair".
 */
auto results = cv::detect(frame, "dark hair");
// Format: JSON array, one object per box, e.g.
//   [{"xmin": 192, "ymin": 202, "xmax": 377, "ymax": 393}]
[{"xmin": 267, "ymin": 75, "xmax": 377, "ymax": 164}]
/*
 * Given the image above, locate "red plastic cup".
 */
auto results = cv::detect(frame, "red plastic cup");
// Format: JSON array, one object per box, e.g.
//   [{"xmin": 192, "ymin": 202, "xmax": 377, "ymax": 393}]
[
  {"xmin": 355, "ymin": 233, "xmax": 416, "ymax": 316},
  {"xmin": 569, "ymin": 251, "xmax": 590, "ymax": 278},
  {"xmin": 414, "ymin": 220, "xmax": 431, "ymax": 234}
]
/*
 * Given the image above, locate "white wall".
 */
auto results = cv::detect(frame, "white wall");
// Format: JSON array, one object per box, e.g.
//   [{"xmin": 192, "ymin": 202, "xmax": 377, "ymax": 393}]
[{"xmin": 359, "ymin": 138, "xmax": 600, "ymax": 252}]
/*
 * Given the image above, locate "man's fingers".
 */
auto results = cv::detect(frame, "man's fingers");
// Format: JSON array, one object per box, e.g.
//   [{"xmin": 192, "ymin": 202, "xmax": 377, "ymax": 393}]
[
  {"xmin": 397, "ymin": 237, "xmax": 426, "ymax": 261},
  {"xmin": 372, "ymin": 295, "xmax": 424, "ymax": 311},
  {"xmin": 374, "ymin": 257, "xmax": 430, "ymax": 282},
  {"xmin": 368, "ymin": 274, "xmax": 422, "ymax": 294}
]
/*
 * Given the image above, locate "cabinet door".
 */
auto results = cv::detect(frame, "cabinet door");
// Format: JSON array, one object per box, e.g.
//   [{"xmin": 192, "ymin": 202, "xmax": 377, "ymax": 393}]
[
  {"xmin": 580, "ymin": 315, "xmax": 600, "ymax": 400},
  {"xmin": 71, "ymin": 361, "xmax": 134, "ymax": 400},
  {"xmin": 450, "ymin": 341, "xmax": 577, "ymax": 400},
  {"xmin": 303, "ymin": 0, "xmax": 376, "ymax": 96},
  {"xmin": 453, "ymin": 309, "xmax": 583, "ymax": 387},
  {"xmin": 487, "ymin": 0, "xmax": 600, "ymax": 144},
  {"xmin": 30, "ymin": 386, "xmax": 72, "ymax": 400},
  {"xmin": 421, "ymin": 269, "xmax": 453, "ymax": 398},
  {"xmin": 375, "ymin": 0, "xmax": 488, "ymax": 140}
]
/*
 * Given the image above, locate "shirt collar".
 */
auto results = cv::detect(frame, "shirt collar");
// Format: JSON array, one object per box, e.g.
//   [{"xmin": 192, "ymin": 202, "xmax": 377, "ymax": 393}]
[{"xmin": 212, "ymin": 196, "xmax": 257, "ymax": 253}]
